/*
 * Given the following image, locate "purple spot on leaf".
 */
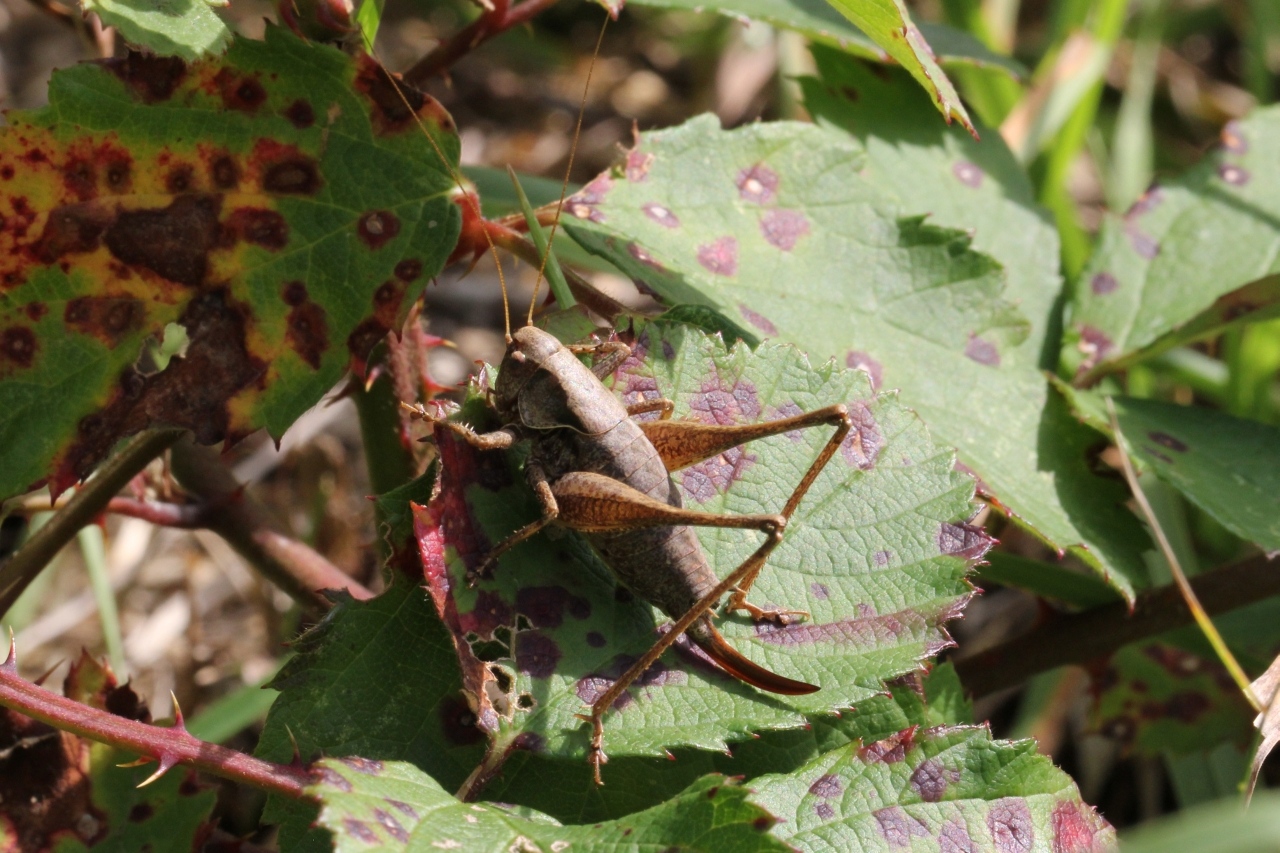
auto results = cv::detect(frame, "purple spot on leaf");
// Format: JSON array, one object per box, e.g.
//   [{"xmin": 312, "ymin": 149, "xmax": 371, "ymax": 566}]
[
  {"xmin": 1222, "ymin": 120, "xmax": 1248, "ymax": 154},
  {"xmin": 626, "ymin": 244, "xmax": 662, "ymax": 271},
  {"xmin": 840, "ymin": 402, "xmax": 882, "ymax": 469},
  {"xmin": 987, "ymin": 800, "xmax": 1034, "ymax": 852},
  {"xmin": 339, "ymin": 756, "xmax": 384, "ymax": 774},
  {"xmin": 1126, "ymin": 188, "xmax": 1163, "ymax": 219},
  {"xmin": 373, "ymin": 809, "xmax": 409, "ymax": 843},
  {"xmin": 567, "ymin": 173, "xmax": 612, "ymax": 222},
  {"xmin": 874, "ymin": 550, "xmax": 892, "ymax": 567},
  {"xmin": 937, "ymin": 522, "xmax": 993, "ymax": 561},
  {"xmin": 314, "ymin": 766, "xmax": 352, "ymax": 792},
  {"xmin": 809, "ymin": 774, "xmax": 843, "ymax": 798},
  {"xmin": 809, "ymin": 582, "xmax": 829, "ymax": 600},
  {"xmin": 1219, "ymin": 165, "xmax": 1250, "ymax": 186},
  {"xmin": 860, "ymin": 729, "xmax": 915, "ymax": 764},
  {"xmin": 343, "ymin": 820, "xmax": 379, "ymax": 844},
  {"xmin": 874, "ymin": 806, "xmax": 929, "ymax": 848},
  {"xmin": 953, "ymin": 160, "xmax": 983, "ymax": 188},
  {"xmin": 1123, "ymin": 222, "xmax": 1160, "ymax": 259},
  {"xmin": 683, "ymin": 447, "xmax": 755, "ymax": 501},
  {"xmin": 643, "ymin": 202, "xmax": 680, "ymax": 228},
  {"xmin": 1090, "ymin": 272, "xmax": 1118, "ymax": 295},
  {"xmin": 697, "ymin": 236, "xmax": 738, "ymax": 276},
  {"xmin": 515, "ymin": 631, "xmax": 561, "ymax": 678},
  {"xmin": 815, "ymin": 802, "xmax": 835, "ymax": 820},
  {"xmin": 760, "ymin": 209, "xmax": 809, "ymax": 251},
  {"xmin": 1148, "ymin": 431, "xmax": 1188, "ymax": 452},
  {"xmin": 386, "ymin": 799, "xmax": 418, "ymax": 819},
  {"xmin": 755, "ymin": 612, "xmax": 915, "ymax": 648},
  {"xmin": 846, "ymin": 351, "xmax": 883, "ymax": 390},
  {"xmin": 964, "ymin": 335, "xmax": 1000, "ymax": 366},
  {"xmin": 909, "ymin": 758, "xmax": 956, "ymax": 802},
  {"xmin": 736, "ymin": 163, "xmax": 778, "ymax": 203},
  {"xmin": 1073, "ymin": 325, "xmax": 1115, "ymax": 378},
  {"xmin": 661, "ymin": 340, "xmax": 675, "ymax": 360},
  {"xmin": 738, "ymin": 303, "xmax": 778, "ymax": 335},
  {"xmin": 516, "ymin": 586, "xmax": 572, "ymax": 629},
  {"xmin": 574, "ymin": 655, "xmax": 685, "ymax": 710},
  {"xmin": 626, "ymin": 149, "xmax": 654, "ymax": 182},
  {"xmin": 459, "ymin": 590, "xmax": 514, "ymax": 640},
  {"xmin": 940, "ymin": 820, "xmax": 975, "ymax": 853},
  {"xmin": 692, "ymin": 372, "xmax": 761, "ymax": 424}
]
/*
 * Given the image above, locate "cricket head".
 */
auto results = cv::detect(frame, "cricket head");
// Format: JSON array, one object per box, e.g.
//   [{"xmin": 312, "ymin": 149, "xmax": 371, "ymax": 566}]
[{"xmin": 492, "ymin": 325, "xmax": 565, "ymax": 420}]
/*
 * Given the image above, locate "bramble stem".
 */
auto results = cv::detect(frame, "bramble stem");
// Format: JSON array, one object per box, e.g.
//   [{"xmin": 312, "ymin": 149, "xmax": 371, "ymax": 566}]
[
  {"xmin": 0, "ymin": 429, "xmax": 186, "ymax": 618},
  {"xmin": 0, "ymin": 646, "xmax": 311, "ymax": 798},
  {"xmin": 403, "ymin": 0, "xmax": 562, "ymax": 86},
  {"xmin": 954, "ymin": 551, "xmax": 1278, "ymax": 697}
]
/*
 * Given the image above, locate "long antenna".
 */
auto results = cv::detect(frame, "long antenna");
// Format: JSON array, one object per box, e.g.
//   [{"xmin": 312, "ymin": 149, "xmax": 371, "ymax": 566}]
[
  {"xmin": 384, "ymin": 71, "xmax": 513, "ymax": 341},
  {"xmin": 527, "ymin": 13, "xmax": 610, "ymax": 329}
]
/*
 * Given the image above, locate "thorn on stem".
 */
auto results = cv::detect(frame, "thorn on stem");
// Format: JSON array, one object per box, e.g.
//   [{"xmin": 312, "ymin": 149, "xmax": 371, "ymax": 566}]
[
  {"xmin": 137, "ymin": 753, "xmax": 180, "ymax": 788},
  {"xmin": 170, "ymin": 690, "xmax": 187, "ymax": 733},
  {"xmin": 2, "ymin": 630, "xmax": 15, "ymax": 672}
]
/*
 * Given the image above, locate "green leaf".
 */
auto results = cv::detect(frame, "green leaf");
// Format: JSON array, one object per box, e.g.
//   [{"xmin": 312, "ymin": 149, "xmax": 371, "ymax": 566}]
[
  {"xmin": 83, "ymin": 0, "xmax": 233, "ymax": 61},
  {"xmin": 561, "ymin": 116, "xmax": 1152, "ymax": 599},
  {"xmin": 482, "ymin": 664, "xmax": 974, "ymax": 823},
  {"xmin": 0, "ymin": 30, "xmax": 461, "ymax": 502},
  {"xmin": 255, "ymin": 574, "xmax": 484, "ymax": 852},
  {"xmin": 1065, "ymin": 106, "xmax": 1280, "ymax": 383},
  {"xmin": 308, "ymin": 760, "xmax": 791, "ymax": 853},
  {"xmin": 421, "ymin": 323, "xmax": 980, "ymax": 773},
  {"xmin": 1111, "ymin": 397, "xmax": 1280, "ymax": 553},
  {"xmin": 800, "ymin": 49, "xmax": 1061, "ymax": 366},
  {"xmin": 749, "ymin": 725, "xmax": 1115, "ymax": 852},
  {"xmin": 1089, "ymin": 642, "xmax": 1254, "ymax": 755},
  {"xmin": 1121, "ymin": 788, "xmax": 1280, "ymax": 853},
  {"xmin": 628, "ymin": 0, "xmax": 1024, "ymax": 79}
]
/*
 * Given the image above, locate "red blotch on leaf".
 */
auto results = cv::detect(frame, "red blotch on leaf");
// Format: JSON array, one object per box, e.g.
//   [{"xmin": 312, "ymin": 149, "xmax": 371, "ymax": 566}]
[
  {"xmin": 808, "ymin": 773, "xmax": 842, "ymax": 798},
  {"xmin": 736, "ymin": 164, "xmax": 778, "ymax": 204},
  {"xmin": 1051, "ymin": 801, "xmax": 1102, "ymax": 853},
  {"xmin": 284, "ymin": 99, "xmax": 316, "ymax": 129},
  {"xmin": 395, "ymin": 258, "xmax": 423, "ymax": 282},
  {"xmin": 32, "ymin": 203, "xmax": 111, "ymax": 263},
  {"xmin": 282, "ymin": 281, "xmax": 308, "ymax": 306},
  {"xmin": 226, "ymin": 207, "xmax": 288, "ymax": 249},
  {"xmin": 103, "ymin": 52, "xmax": 187, "ymax": 103},
  {"xmin": 846, "ymin": 351, "xmax": 883, "ymax": 390},
  {"xmin": 353, "ymin": 57, "xmax": 452, "ymax": 135},
  {"xmin": 210, "ymin": 154, "xmax": 239, "ymax": 190},
  {"xmin": 287, "ymin": 300, "xmax": 329, "ymax": 369},
  {"xmin": 909, "ymin": 757, "xmax": 957, "ymax": 802},
  {"xmin": 165, "ymin": 164, "xmax": 195, "ymax": 194},
  {"xmin": 64, "ymin": 297, "xmax": 145, "ymax": 346},
  {"xmin": 357, "ymin": 210, "xmax": 401, "ymax": 249},
  {"xmin": 567, "ymin": 173, "xmax": 612, "ymax": 223},
  {"xmin": 217, "ymin": 70, "xmax": 267, "ymax": 112},
  {"xmin": 860, "ymin": 728, "xmax": 916, "ymax": 764},
  {"xmin": 696, "ymin": 236, "xmax": 738, "ymax": 276},
  {"xmin": 63, "ymin": 158, "xmax": 97, "ymax": 202},
  {"xmin": 0, "ymin": 326, "xmax": 36, "ymax": 368}
]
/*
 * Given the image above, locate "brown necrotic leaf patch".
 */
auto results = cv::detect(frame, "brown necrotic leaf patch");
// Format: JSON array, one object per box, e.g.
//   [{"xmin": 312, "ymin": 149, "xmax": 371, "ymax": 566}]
[
  {"xmin": 53, "ymin": 289, "xmax": 267, "ymax": 486},
  {"xmin": 103, "ymin": 52, "xmax": 187, "ymax": 103}
]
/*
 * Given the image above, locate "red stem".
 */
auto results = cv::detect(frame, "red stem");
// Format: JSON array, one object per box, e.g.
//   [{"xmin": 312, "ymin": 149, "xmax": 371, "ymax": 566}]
[
  {"xmin": 403, "ymin": 0, "xmax": 562, "ymax": 86},
  {"xmin": 106, "ymin": 497, "xmax": 206, "ymax": 528},
  {"xmin": 0, "ymin": 649, "xmax": 311, "ymax": 799}
]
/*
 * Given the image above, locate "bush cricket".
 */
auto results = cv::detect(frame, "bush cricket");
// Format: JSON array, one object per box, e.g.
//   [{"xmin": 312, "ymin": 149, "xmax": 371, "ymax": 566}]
[{"xmin": 387, "ymin": 33, "xmax": 853, "ymax": 784}]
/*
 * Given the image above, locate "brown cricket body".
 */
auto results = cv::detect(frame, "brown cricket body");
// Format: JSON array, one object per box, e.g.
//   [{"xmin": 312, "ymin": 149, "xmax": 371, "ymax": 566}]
[{"xmin": 492, "ymin": 326, "xmax": 816, "ymax": 696}]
